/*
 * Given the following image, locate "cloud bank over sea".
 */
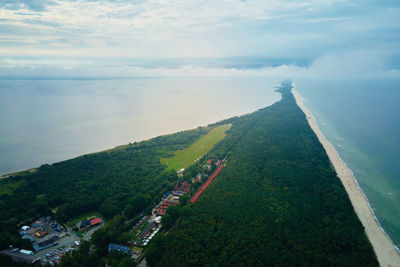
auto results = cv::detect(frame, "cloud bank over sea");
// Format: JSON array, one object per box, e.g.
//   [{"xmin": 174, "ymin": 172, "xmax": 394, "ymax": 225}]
[
  {"xmin": 1, "ymin": 50, "xmax": 398, "ymax": 82},
  {"xmin": 0, "ymin": 0, "xmax": 399, "ymax": 80}
]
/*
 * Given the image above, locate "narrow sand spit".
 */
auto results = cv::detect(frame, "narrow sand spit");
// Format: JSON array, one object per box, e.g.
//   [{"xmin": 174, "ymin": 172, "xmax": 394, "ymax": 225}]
[{"xmin": 292, "ymin": 88, "xmax": 400, "ymax": 267}]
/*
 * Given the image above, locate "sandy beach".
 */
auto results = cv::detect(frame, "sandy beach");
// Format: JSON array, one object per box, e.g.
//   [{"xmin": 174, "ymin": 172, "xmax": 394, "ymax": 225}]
[{"xmin": 292, "ymin": 88, "xmax": 400, "ymax": 267}]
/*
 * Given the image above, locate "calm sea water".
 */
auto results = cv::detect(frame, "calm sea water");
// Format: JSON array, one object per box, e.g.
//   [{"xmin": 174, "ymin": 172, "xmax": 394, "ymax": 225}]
[
  {"xmin": 296, "ymin": 78, "xmax": 400, "ymax": 250},
  {"xmin": 0, "ymin": 78, "xmax": 281, "ymax": 175},
  {"xmin": 3, "ymin": 77, "xmax": 397, "ymax": 249}
]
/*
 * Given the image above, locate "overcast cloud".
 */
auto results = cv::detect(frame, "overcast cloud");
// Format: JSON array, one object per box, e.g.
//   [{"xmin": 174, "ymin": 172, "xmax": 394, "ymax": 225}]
[{"xmin": 0, "ymin": 0, "xmax": 399, "ymax": 77}]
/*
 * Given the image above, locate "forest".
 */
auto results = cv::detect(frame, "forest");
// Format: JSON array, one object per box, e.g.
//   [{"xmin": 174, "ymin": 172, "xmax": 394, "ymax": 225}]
[
  {"xmin": 0, "ymin": 126, "xmax": 212, "ymax": 252},
  {"xmin": 145, "ymin": 82, "xmax": 378, "ymax": 266},
  {"xmin": 0, "ymin": 81, "xmax": 378, "ymax": 266}
]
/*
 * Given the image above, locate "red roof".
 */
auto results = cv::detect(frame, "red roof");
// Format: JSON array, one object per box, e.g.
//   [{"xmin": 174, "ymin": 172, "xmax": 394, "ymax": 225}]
[
  {"xmin": 90, "ymin": 218, "xmax": 102, "ymax": 225},
  {"xmin": 191, "ymin": 165, "xmax": 223, "ymax": 203}
]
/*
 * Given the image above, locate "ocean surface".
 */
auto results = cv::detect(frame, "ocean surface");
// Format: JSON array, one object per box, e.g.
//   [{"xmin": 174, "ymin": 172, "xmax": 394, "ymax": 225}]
[
  {"xmin": 0, "ymin": 78, "xmax": 281, "ymax": 175},
  {"xmin": 2, "ymin": 77, "xmax": 398, "ymax": 251},
  {"xmin": 296, "ymin": 78, "xmax": 400, "ymax": 250}
]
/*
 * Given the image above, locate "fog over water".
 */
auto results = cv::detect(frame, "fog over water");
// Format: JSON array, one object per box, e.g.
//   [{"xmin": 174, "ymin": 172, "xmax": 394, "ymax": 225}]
[{"xmin": 0, "ymin": 78, "xmax": 281, "ymax": 175}]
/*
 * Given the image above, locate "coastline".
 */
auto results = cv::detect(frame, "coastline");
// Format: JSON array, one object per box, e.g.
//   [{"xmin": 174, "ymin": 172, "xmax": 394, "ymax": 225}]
[{"xmin": 292, "ymin": 87, "xmax": 400, "ymax": 267}]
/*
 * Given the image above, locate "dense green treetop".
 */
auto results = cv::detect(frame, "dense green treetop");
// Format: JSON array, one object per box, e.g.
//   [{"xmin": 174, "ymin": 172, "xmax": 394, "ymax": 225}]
[
  {"xmin": 0, "ymin": 126, "xmax": 211, "ymax": 250},
  {"xmin": 146, "ymin": 81, "xmax": 378, "ymax": 266},
  {"xmin": 0, "ymin": 81, "xmax": 378, "ymax": 267}
]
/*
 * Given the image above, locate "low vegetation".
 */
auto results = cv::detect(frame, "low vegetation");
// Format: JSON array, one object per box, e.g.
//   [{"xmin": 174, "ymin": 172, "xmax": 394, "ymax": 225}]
[{"xmin": 160, "ymin": 124, "xmax": 231, "ymax": 171}]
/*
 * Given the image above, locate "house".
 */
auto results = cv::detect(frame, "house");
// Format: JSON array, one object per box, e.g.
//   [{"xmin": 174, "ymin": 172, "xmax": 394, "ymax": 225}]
[
  {"xmin": 192, "ymin": 173, "xmax": 202, "ymax": 183},
  {"xmin": 79, "ymin": 220, "xmax": 91, "ymax": 230},
  {"xmin": 79, "ymin": 217, "xmax": 102, "ymax": 231},
  {"xmin": 203, "ymin": 164, "xmax": 211, "ymax": 171},
  {"xmin": 108, "ymin": 243, "xmax": 131, "ymax": 255},
  {"xmin": 90, "ymin": 218, "xmax": 102, "ymax": 226}
]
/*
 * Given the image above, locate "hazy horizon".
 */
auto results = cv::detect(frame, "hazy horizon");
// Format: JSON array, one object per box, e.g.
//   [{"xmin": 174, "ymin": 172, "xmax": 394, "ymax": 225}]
[{"xmin": 1, "ymin": 0, "xmax": 400, "ymax": 257}]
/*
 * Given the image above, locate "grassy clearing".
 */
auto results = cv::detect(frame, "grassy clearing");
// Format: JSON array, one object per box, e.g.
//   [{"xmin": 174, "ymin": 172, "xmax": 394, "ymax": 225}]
[{"xmin": 161, "ymin": 124, "xmax": 231, "ymax": 171}]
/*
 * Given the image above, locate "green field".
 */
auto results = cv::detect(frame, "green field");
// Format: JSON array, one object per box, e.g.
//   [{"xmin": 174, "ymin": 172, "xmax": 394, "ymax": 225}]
[{"xmin": 161, "ymin": 124, "xmax": 231, "ymax": 171}]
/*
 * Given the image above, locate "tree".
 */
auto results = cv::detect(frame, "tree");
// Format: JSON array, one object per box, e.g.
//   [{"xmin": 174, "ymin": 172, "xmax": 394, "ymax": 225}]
[
  {"xmin": 161, "ymin": 206, "xmax": 183, "ymax": 230},
  {"xmin": 179, "ymin": 194, "xmax": 189, "ymax": 206}
]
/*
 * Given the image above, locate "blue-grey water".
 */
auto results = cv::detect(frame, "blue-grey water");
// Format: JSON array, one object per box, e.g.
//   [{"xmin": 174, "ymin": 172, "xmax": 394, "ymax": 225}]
[
  {"xmin": 296, "ymin": 78, "xmax": 400, "ymax": 250},
  {"xmin": 0, "ymin": 78, "xmax": 281, "ymax": 175},
  {"xmin": 1, "ymin": 77, "xmax": 398, "ymax": 251}
]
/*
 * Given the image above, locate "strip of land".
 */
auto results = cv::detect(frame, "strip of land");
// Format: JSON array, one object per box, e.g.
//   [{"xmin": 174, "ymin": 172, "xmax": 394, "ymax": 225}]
[{"xmin": 292, "ymin": 88, "xmax": 400, "ymax": 267}]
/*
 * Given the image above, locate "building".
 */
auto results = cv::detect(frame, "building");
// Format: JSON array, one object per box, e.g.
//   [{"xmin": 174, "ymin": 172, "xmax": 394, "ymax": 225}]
[
  {"xmin": 20, "ymin": 226, "xmax": 30, "ymax": 231},
  {"xmin": 22, "ymin": 236, "xmax": 35, "ymax": 243},
  {"xmin": 192, "ymin": 173, "xmax": 202, "ymax": 183},
  {"xmin": 203, "ymin": 164, "xmax": 211, "ymax": 171},
  {"xmin": 177, "ymin": 168, "xmax": 185, "ymax": 176},
  {"xmin": 0, "ymin": 249, "xmax": 40, "ymax": 264},
  {"xmin": 79, "ymin": 220, "xmax": 91, "ymax": 230},
  {"xmin": 19, "ymin": 249, "xmax": 33, "ymax": 255},
  {"xmin": 33, "ymin": 235, "xmax": 59, "ymax": 252},
  {"xmin": 108, "ymin": 243, "xmax": 131, "ymax": 255},
  {"xmin": 80, "ymin": 217, "xmax": 103, "ymax": 231},
  {"xmin": 90, "ymin": 218, "xmax": 102, "ymax": 226},
  {"xmin": 138, "ymin": 222, "xmax": 156, "ymax": 240},
  {"xmin": 154, "ymin": 216, "xmax": 162, "ymax": 223}
]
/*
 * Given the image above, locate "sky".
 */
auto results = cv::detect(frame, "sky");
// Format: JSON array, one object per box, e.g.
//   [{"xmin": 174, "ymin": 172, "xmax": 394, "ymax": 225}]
[{"xmin": 0, "ymin": 0, "xmax": 399, "ymax": 78}]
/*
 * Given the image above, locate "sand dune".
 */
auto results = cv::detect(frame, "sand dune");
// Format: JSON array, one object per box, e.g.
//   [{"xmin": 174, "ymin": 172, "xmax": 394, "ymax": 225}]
[{"xmin": 292, "ymin": 88, "xmax": 400, "ymax": 267}]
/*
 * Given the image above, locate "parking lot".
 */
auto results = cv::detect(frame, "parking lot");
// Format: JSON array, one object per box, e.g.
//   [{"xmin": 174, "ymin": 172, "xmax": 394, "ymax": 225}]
[
  {"xmin": 20, "ymin": 216, "xmax": 80, "ymax": 265},
  {"xmin": 35, "ymin": 230, "xmax": 80, "ymax": 265}
]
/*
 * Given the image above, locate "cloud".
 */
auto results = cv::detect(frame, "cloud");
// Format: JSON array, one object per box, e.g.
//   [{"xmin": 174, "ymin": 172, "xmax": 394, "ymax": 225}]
[
  {"xmin": 0, "ymin": 0, "xmax": 399, "ymax": 73},
  {"xmin": 2, "ymin": 48, "xmax": 398, "ymax": 81},
  {"xmin": 0, "ymin": 0, "xmax": 56, "ymax": 11}
]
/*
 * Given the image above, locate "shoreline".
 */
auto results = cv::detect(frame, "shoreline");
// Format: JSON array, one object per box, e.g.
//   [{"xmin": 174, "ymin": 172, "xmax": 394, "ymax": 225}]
[{"xmin": 292, "ymin": 86, "xmax": 400, "ymax": 267}]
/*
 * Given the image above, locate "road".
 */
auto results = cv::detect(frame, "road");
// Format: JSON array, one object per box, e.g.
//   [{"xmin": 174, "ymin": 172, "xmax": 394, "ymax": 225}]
[{"xmin": 83, "ymin": 222, "xmax": 104, "ymax": 241}]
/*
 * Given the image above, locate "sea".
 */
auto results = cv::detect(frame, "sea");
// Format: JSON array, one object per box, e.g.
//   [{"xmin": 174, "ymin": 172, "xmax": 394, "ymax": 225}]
[
  {"xmin": 1, "ymin": 76, "xmax": 399, "ymax": 251},
  {"xmin": 295, "ymin": 77, "xmax": 400, "ymax": 250},
  {"xmin": 0, "ymin": 77, "xmax": 281, "ymax": 175}
]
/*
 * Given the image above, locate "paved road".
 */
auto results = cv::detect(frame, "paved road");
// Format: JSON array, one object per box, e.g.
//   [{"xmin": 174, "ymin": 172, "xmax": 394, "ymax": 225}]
[{"xmin": 83, "ymin": 222, "xmax": 104, "ymax": 241}]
